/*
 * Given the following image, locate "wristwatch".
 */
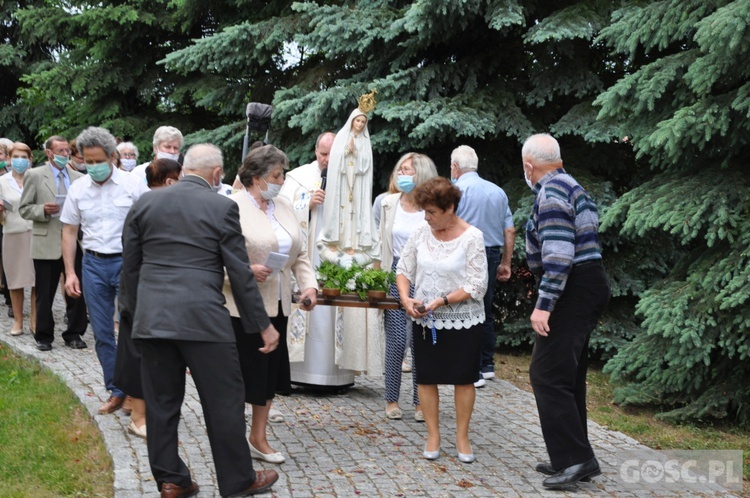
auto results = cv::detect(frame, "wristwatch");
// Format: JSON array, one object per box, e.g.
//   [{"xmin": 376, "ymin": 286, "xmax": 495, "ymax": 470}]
[{"xmin": 442, "ymin": 295, "xmax": 449, "ymax": 306}]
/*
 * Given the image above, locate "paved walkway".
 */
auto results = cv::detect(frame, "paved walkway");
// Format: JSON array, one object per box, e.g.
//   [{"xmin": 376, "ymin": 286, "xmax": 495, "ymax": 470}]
[{"xmin": 0, "ymin": 293, "xmax": 739, "ymax": 497}]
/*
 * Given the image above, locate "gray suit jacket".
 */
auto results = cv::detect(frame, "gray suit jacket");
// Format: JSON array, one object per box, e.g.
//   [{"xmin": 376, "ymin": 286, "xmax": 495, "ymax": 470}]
[
  {"xmin": 19, "ymin": 163, "xmax": 84, "ymax": 260},
  {"xmin": 121, "ymin": 175, "xmax": 271, "ymax": 342}
]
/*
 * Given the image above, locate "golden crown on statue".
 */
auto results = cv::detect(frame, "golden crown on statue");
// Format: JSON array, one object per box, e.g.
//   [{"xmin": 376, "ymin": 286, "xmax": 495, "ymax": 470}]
[{"xmin": 357, "ymin": 89, "xmax": 378, "ymax": 114}]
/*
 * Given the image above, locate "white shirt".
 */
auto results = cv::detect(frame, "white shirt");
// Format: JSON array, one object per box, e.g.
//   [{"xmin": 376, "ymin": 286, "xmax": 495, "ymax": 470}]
[
  {"xmin": 60, "ymin": 167, "xmax": 150, "ymax": 253},
  {"xmin": 131, "ymin": 162, "xmax": 149, "ymax": 182},
  {"xmin": 391, "ymin": 202, "xmax": 426, "ymax": 258}
]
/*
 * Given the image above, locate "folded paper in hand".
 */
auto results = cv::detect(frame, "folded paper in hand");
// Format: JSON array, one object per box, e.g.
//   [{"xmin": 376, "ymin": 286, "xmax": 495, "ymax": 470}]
[{"xmin": 264, "ymin": 252, "xmax": 289, "ymax": 271}]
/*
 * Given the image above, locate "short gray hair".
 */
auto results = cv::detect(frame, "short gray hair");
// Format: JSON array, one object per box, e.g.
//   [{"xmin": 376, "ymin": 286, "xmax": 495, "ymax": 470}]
[
  {"xmin": 522, "ymin": 133, "xmax": 561, "ymax": 164},
  {"xmin": 117, "ymin": 141, "xmax": 139, "ymax": 159},
  {"xmin": 152, "ymin": 126, "xmax": 183, "ymax": 149},
  {"xmin": 183, "ymin": 144, "xmax": 223, "ymax": 172},
  {"xmin": 450, "ymin": 145, "xmax": 478, "ymax": 171},
  {"xmin": 77, "ymin": 127, "xmax": 118, "ymax": 157},
  {"xmin": 238, "ymin": 145, "xmax": 288, "ymax": 187}
]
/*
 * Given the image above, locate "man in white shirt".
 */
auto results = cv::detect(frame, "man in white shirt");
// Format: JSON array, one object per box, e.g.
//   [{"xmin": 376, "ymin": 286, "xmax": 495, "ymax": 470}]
[
  {"xmin": 131, "ymin": 125, "xmax": 184, "ymax": 180},
  {"xmin": 61, "ymin": 126, "xmax": 149, "ymax": 415}
]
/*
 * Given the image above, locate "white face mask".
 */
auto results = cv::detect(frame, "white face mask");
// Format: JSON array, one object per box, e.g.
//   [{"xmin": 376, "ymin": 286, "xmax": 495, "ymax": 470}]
[
  {"xmin": 156, "ymin": 151, "xmax": 180, "ymax": 162},
  {"xmin": 524, "ymin": 165, "xmax": 534, "ymax": 190},
  {"xmin": 260, "ymin": 177, "xmax": 281, "ymax": 200},
  {"xmin": 213, "ymin": 170, "xmax": 225, "ymax": 192},
  {"xmin": 120, "ymin": 158, "xmax": 137, "ymax": 171}
]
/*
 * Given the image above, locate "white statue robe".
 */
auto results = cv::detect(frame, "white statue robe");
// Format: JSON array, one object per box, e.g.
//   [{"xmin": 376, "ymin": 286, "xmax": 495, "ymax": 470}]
[{"xmin": 281, "ymin": 160, "xmax": 383, "ymax": 381}]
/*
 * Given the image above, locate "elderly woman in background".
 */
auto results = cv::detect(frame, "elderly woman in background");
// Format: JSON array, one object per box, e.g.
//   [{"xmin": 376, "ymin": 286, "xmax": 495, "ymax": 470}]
[
  {"xmin": 378, "ymin": 153, "xmax": 437, "ymax": 421},
  {"xmin": 396, "ymin": 176, "xmax": 487, "ymax": 463},
  {"xmin": 0, "ymin": 142, "xmax": 36, "ymax": 335},
  {"xmin": 372, "ymin": 163, "xmax": 400, "ymax": 231},
  {"xmin": 113, "ymin": 158, "xmax": 183, "ymax": 439},
  {"xmin": 69, "ymin": 138, "xmax": 87, "ymax": 172},
  {"xmin": 117, "ymin": 142, "xmax": 139, "ymax": 172},
  {"xmin": 223, "ymin": 145, "xmax": 318, "ymax": 464},
  {"xmin": 0, "ymin": 141, "xmax": 11, "ymax": 312}
]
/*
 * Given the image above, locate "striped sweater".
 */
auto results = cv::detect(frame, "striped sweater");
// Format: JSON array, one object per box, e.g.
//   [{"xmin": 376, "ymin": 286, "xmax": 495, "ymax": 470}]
[{"xmin": 525, "ymin": 168, "xmax": 602, "ymax": 312}]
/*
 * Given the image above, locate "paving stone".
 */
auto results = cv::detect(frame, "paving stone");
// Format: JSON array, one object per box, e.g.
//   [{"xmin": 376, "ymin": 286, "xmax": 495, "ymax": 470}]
[{"xmin": 0, "ymin": 293, "xmax": 741, "ymax": 497}]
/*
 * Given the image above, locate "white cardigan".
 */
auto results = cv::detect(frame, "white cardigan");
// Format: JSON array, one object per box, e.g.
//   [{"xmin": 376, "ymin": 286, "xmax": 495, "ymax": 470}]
[{"xmin": 223, "ymin": 192, "xmax": 317, "ymax": 318}]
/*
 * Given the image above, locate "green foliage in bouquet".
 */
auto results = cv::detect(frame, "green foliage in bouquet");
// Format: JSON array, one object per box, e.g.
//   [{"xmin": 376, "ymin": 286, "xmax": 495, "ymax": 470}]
[{"xmin": 355, "ymin": 268, "xmax": 396, "ymax": 300}]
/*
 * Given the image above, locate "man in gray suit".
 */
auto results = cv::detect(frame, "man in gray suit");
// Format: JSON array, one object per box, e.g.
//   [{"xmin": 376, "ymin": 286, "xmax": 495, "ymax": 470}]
[
  {"xmin": 121, "ymin": 143, "xmax": 280, "ymax": 498},
  {"xmin": 20, "ymin": 135, "xmax": 89, "ymax": 351}
]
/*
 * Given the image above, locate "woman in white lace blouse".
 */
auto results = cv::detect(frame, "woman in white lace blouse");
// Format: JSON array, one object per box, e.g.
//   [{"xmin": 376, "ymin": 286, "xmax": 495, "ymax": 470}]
[{"xmin": 396, "ymin": 177, "xmax": 488, "ymax": 464}]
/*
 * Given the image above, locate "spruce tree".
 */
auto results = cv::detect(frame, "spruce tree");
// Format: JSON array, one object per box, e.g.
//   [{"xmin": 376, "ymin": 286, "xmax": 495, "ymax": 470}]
[
  {"xmin": 595, "ymin": 0, "xmax": 750, "ymax": 423},
  {"xmin": 164, "ymin": 0, "xmax": 636, "ymax": 356}
]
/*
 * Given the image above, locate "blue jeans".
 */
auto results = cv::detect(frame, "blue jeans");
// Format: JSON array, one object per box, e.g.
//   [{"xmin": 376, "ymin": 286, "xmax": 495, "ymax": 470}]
[
  {"xmin": 82, "ymin": 253, "xmax": 124, "ymax": 398},
  {"xmin": 480, "ymin": 246, "xmax": 501, "ymax": 372}
]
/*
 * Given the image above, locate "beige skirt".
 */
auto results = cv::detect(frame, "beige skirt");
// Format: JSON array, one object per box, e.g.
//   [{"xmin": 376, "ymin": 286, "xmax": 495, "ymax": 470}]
[{"xmin": 2, "ymin": 230, "xmax": 35, "ymax": 289}]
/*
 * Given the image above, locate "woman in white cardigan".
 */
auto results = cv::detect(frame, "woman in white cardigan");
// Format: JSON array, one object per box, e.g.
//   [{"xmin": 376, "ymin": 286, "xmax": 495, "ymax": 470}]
[
  {"xmin": 378, "ymin": 153, "xmax": 437, "ymax": 421},
  {"xmin": 223, "ymin": 145, "xmax": 318, "ymax": 464}
]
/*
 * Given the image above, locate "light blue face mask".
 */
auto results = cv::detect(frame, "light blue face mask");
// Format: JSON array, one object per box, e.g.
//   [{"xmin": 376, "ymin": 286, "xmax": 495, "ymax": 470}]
[
  {"xmin": 11, "ymin": 158, "xmax": 30, "ymax": 174},
  {"xmin": 397, "ymin": 175, "xmax": 415, "ymax": 193},
  {"xmin": 87, "ymin": 162, "xmax": 112, "ymax": 182},
  {"xmin": 53, "ymin": 155, "xmax": 69, "ymax": 169},
  {"xmin": 260, "ymin": 177, "xmax": 281, "ymax": 199}
]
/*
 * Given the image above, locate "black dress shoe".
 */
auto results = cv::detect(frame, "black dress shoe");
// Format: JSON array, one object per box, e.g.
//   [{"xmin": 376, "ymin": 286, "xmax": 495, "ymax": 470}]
[
  {"xmin": 65, "ymin": 338, "xmax": 88, "ymax": 349},
  {"xmin": 536, "ymin": 462, "xmax": 591, "ymax": 481},
  {"xmin": 542, "ymin": 457, "xmax": 600, "ymax": 489},
  {"xmin": 36, "ymin": 341, "xmax": 52, "ymax": 351},
  {"xmin": 7, "ymin": 307, "xmax": 14, "ymax": 318}
]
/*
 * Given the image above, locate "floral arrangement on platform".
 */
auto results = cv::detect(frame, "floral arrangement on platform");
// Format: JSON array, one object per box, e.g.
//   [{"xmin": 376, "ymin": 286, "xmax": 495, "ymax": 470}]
[{"xmin": 316, "ymin": 261, "xmax": 394, "ymax": 300}]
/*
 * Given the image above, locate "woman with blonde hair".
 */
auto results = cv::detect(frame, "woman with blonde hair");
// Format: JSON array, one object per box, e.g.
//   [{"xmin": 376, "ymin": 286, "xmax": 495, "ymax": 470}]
[
  {"xmin": 0, "ymin": 142, "xmax": 36, "ymax": 335},
  {"xmin": 377, "ymin": 153, "xmax": 437, "ymax": 421}
]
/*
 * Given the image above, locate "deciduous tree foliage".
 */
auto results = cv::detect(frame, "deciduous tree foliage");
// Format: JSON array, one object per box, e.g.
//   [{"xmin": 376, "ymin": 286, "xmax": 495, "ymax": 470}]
[
  {"xmin": 6, "ymin": 0, "xmax": 224, "ymax": 155},
  {"xmin": 595, "ymin": 0, "xmax": 750, "ymax": 424}
]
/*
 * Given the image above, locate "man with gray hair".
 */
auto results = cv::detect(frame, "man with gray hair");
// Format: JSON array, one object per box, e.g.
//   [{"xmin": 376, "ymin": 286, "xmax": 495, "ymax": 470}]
[
  {"xmin": 61, "ymin": 126, "xmax": 149, "ymax": 414},
  {"xmin": 450, "ymin": 145, "xmax": 515, "ymax": 388},
  {"xmin": 132, "ymin": 125, "xmax": 184, "ymax": 180},
  {"xmin": 122, "ymin": 143, "xmax": 280, "ymax": 497},
  {"xmin": 522, "ymin": 133, "xmax": 610, "ymax": 488}
]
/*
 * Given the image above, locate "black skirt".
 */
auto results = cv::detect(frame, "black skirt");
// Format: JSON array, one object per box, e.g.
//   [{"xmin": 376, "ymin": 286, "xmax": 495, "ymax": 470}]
[
  {"xmin": 232, "ymin": 303, "xmax": 290, "ymax": 406},
  {"xmin": 413, "ymin": 322, "xmax": 482, "ymax": 385}
]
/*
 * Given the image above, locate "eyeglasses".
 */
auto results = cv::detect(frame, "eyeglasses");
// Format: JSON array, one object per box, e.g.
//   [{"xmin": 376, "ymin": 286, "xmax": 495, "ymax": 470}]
[{"xmin": 120, "ymin": 152, "xmax": 137, "ymax": 159}]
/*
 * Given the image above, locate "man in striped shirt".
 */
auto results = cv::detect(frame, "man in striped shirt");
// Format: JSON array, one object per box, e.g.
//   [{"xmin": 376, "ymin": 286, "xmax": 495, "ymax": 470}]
[{"xmin": 522, "ymin": 133, "xmax": 611, "ymax": 489}]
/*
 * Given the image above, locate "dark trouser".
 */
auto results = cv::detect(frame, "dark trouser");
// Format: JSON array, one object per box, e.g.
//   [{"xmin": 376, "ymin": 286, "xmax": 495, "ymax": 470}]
[
  {"xmin": 529, "ymin": 261, "xmax": 610, "ymax": 470},
  {"xmin": 138, "ymin": 339, "xmax": 255, "ymax": 496},
  {"xmin": 33, "ymin": 249, "xmax": 88, "ymax": 344},
  {"xmin": 479, "ymin": 246, "xmax": 501, "ymax": 373}
]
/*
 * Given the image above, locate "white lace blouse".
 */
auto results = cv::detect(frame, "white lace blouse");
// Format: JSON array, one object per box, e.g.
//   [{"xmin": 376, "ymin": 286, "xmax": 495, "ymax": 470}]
[{"xmin": 397, "ymin": 224, "xmax": 488, "ymax": 329}]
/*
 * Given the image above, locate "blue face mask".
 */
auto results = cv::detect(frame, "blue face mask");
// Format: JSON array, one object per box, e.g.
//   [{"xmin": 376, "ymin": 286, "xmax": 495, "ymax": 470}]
[
  {"xmin": 450, "ymin": 178, "xmax": 458, "ymax": 185},
  {"xmin": 87, "ymin": 162, "xmax": 112, "ymax": 182},
  {"xmin": 11, "ymin": 158, "xmax": 30, "ymax": 174},
  {"xmin": 397, "ymin": 175, "xmax": 415, "ymax": 194}
]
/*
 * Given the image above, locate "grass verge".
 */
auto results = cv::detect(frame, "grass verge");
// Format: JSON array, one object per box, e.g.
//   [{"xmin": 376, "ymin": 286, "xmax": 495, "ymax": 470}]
[
  {"xmin": 0, "ymin": 343, "xmax": 113, "ymax": 497},
  {"xmin": 495, "ymin": 350, "xmax": 749, "ymax": 496}
]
